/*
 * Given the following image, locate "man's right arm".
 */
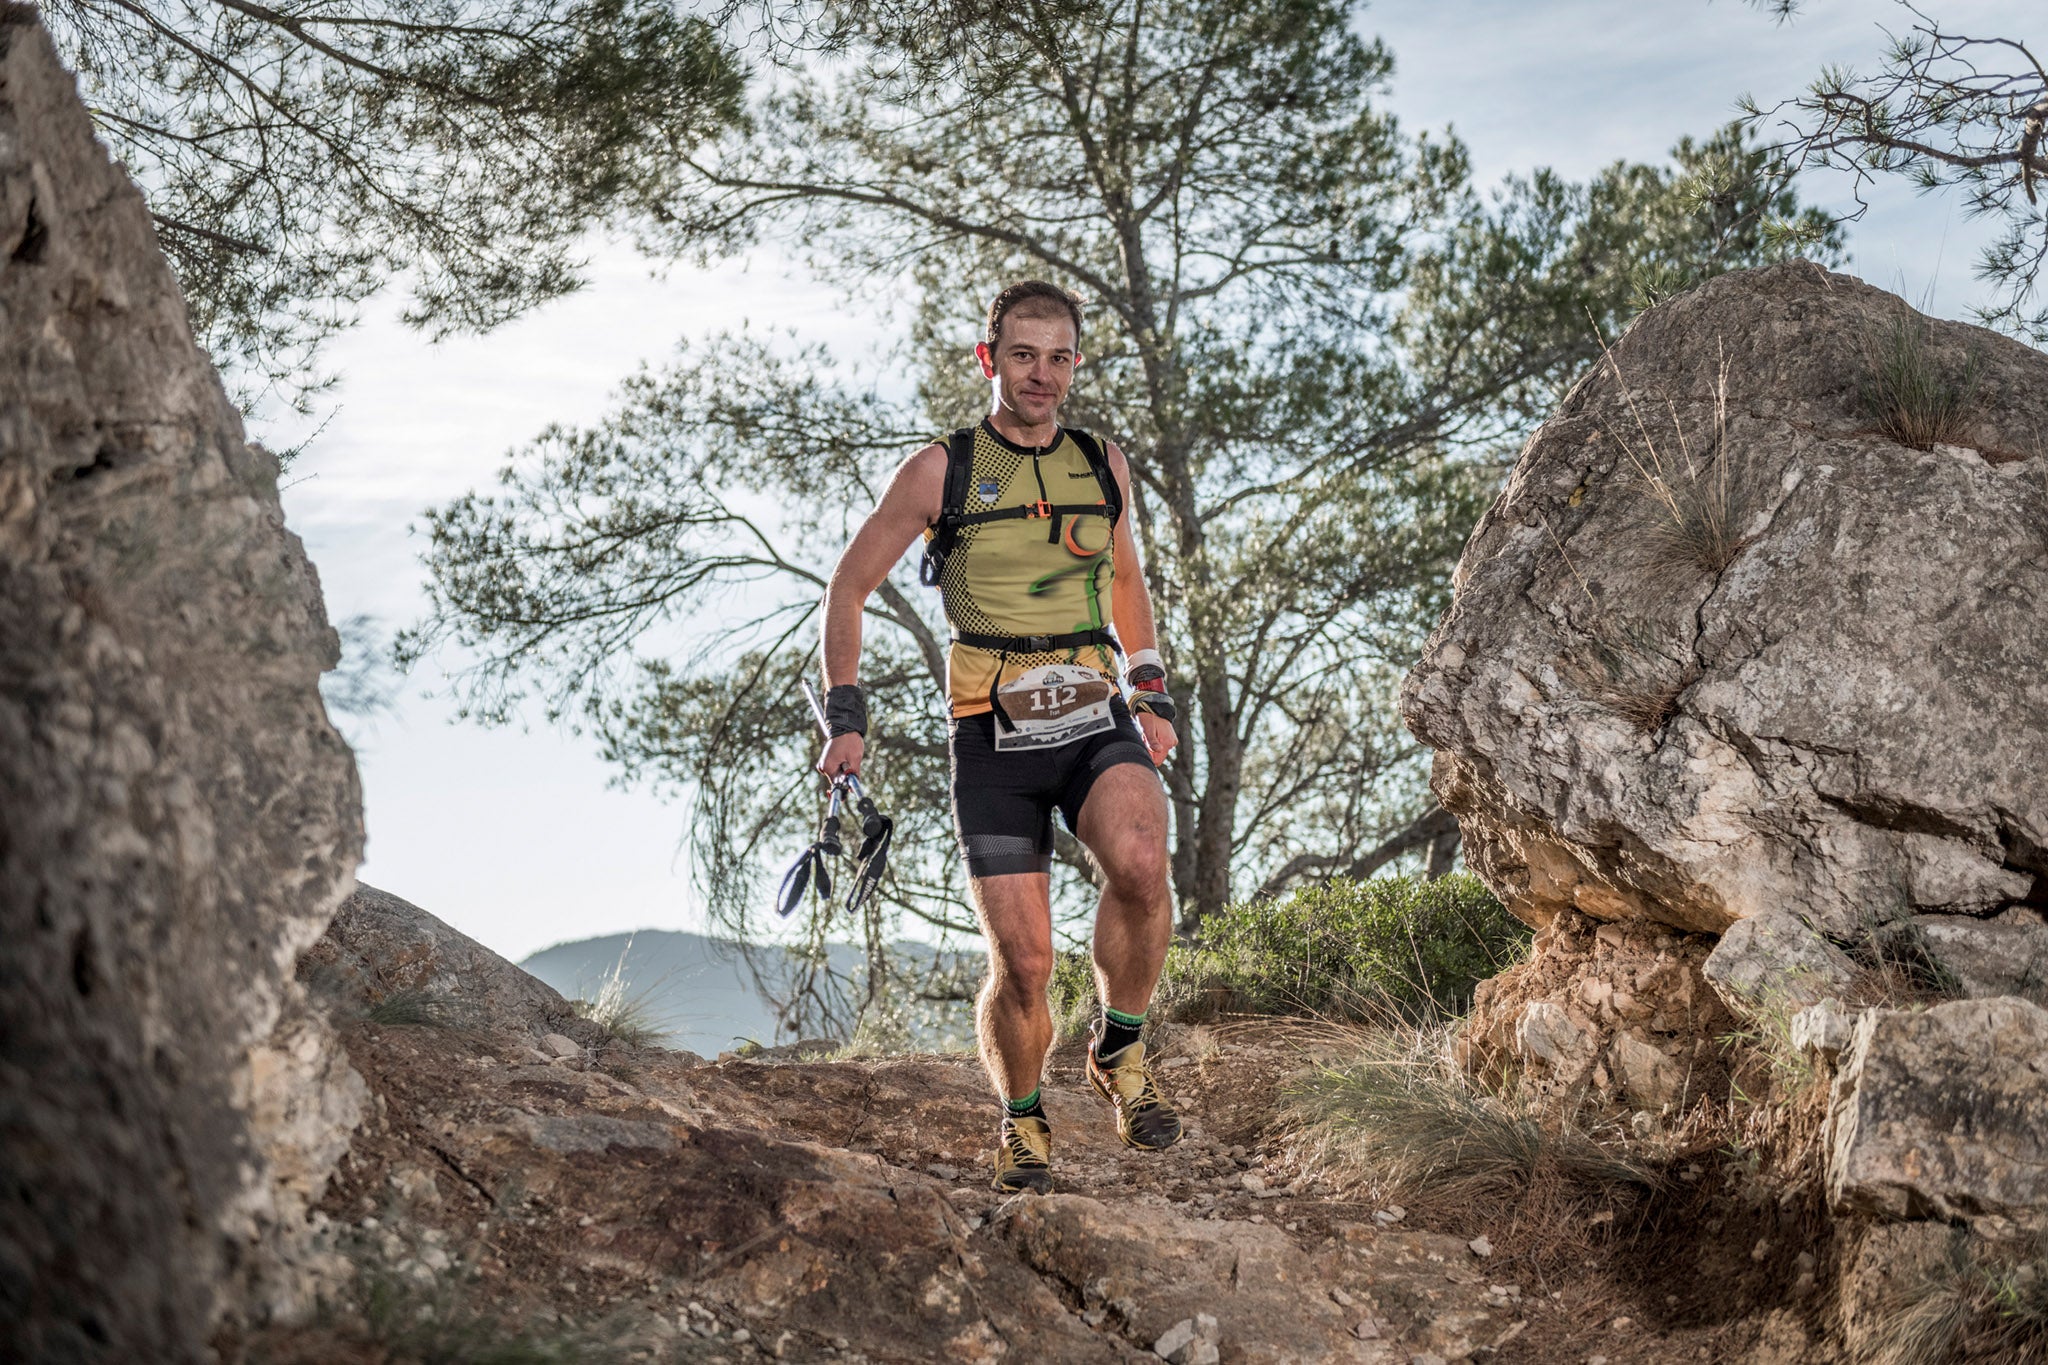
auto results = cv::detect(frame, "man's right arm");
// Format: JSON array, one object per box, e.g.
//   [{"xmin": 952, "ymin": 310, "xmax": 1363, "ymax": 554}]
[{"xmin": 816, "ymin": 442, "xmax": 947, "ymax": 776}]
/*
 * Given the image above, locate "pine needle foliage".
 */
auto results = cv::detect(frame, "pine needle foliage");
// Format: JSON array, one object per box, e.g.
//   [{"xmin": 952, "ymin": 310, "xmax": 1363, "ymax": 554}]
[{"xmin": 44, "ymin": 0, "xmax": 745, "ymax": 410}]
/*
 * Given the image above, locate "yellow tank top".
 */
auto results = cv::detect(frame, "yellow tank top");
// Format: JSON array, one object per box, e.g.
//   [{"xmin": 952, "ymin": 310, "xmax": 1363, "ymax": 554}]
[{"xmin": 928, "ymin": 421, "xmax": 1119, "ymax": 718}]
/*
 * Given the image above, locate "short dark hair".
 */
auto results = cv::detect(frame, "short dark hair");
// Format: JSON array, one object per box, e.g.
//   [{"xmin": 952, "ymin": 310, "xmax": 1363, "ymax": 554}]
[{"xmin": 985, "ymin": 280, "xmax": 1084, "ymax": 349}]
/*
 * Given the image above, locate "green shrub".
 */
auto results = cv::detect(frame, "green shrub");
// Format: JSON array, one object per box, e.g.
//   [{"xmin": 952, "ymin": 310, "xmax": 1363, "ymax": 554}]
[{"xmin": 1050, "ymin": 873, "xmax": 1528, "ymax": 1033}]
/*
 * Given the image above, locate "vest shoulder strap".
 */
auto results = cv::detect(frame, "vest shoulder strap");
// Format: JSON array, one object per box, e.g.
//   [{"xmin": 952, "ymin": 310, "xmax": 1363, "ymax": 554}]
[
  {"xmin": 1064, "ymin": 427, "xmax": 1122, "ymax": 530},
  {"xmin": 919, "ymin": 427, "xmax": 978, "ymax": 587}
]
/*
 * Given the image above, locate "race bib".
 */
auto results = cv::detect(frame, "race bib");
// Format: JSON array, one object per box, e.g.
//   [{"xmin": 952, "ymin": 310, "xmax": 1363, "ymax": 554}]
[{"xmin": 993, "ymin": 664, "xmax": 1117, "ymax": 751}]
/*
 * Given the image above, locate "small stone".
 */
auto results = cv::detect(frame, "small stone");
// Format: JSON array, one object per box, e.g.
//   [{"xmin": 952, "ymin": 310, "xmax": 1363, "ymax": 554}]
[
  {"xmin": 1239, "ymin": 1172, "xmax": 1267, "ymax": 1194},
  {"xmin": 1410, "ymin": 1354, "xmax": 1447, "ymax": 1365},
  {"xmin": 1351, "ymin": 1318, "xmax": 1381, "ymax": 1340},
  {"xmin": 1194, "ymin": 1314, "xmax": 1218, "ymax": 1340},
  {"xmin": 927, "ymin": 1163, "xmax": 960, "ymax": 1181},
  {"xmin": 578, "ymin": 1214, "xmax": 594, "ymax": 1228},
  {"xmin": 1468, "ymin": 1235, "xmax": 1493, "ymax": 1258},
  {"xmin": 1610, "ymin": 1315, "xmax": 1632, "ymax": 1330},
  {"xmin": 1750, "ymin": 1238, "xmax": 1771, "ymax": 1263},
  {"xmin": 1081, "ymin": 1308, "xmax": 1106, "ymax": 1328},
  {"xmin": 1154, "ymin": 1318, "xmax": 1198, "ymax": 1359},
  {"xmin": 1330, "ymin": 1287, "xmax": 1355, "ymax": 1308},
  {"xmin": 541, "ymin": 1032, "xmax": 582, "ymax": 1058},
  {"xmin": 730, "ymin": 1328, "xmax": 751, "ymax": 1344}
]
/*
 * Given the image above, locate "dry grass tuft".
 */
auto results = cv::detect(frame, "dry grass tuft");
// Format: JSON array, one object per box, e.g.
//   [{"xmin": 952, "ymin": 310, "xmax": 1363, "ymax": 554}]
[
  {"xmin": 1860, "ymin": 312, "xmax": 1981, "ymax": 453},
  {"xmin": 362, "ymin": 988, "xmax": 468, "ymax": 1029},
  {"xmin": 1285, "ymin": 1026, "xmax": 1661, "ymax": 1219},
  {"xmin": 1867, "ymin": 1230, "xmax": 2048, "ymax": 1365},
  {"xmin": 1556, "ymin": 617, "xmax": 1700, "ymax": 732},
  {"xmin": 571, "ymin": 935, "xmax": 677, "ymax": 1049},
  {"xmin": 1598, "ymin": 337, "xmax": 1757, "ymax": 576}
]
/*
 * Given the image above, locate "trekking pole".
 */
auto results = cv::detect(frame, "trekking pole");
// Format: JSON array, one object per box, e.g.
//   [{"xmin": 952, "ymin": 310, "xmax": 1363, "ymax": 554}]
[{"xmin": 787, "ymin": 677, "xmax": 895, "ymax": 915}]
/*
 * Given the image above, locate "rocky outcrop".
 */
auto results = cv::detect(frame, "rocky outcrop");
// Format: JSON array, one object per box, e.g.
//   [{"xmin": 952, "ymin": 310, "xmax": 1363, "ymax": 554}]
[
  {"xmin": 1404, "ymin": 260, "xmax": 2047, "ymax": 944},
  {"xmin": 0, "ymin": 11, "xmax": 362, "ymax": 1361},
  {"xmin": 1404, "ymin": 261, "xmax": 2048, "ymax": 1091}
]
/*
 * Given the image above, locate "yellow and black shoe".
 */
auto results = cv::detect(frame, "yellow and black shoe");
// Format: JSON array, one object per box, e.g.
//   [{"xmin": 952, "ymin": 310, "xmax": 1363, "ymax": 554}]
[
  {"xmin": 991, "ymin": 1114, "xmax": 1053, "ymax": 1194},
  {"xmin": 1085, "ymin": 1027, "xmax": 1183, "ymax": 1150}
]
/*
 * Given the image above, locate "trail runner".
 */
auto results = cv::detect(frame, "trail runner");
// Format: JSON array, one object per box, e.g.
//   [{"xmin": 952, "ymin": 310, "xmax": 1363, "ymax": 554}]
[{"xmin": 815, "ymin": 280, "xmax": 1183, "ymax": 1193}]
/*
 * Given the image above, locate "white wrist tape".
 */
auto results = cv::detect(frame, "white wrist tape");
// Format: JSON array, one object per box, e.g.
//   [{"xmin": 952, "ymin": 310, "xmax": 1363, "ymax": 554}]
[{"xmin": 1125, "ymin": 648, "xmax": 1164, "ymax": 678}]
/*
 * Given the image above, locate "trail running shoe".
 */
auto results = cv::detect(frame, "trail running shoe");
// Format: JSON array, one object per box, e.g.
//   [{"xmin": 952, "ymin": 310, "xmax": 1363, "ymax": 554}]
[
  {"xmin": 1086, "ymin": 1027, "xmax": 1184, "ymax": 1150},
  {"xmin": 991, "ymin": 1114, "xmax": 1053, "ymax": 1194}
]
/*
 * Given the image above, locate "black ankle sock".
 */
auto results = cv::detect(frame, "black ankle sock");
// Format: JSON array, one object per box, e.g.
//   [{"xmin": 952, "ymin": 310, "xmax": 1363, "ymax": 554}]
[
  {"xmin": 1004, "ymin": 1088, "xmax": 1046, "ymax": 1123},
  {"xmin": 1095, "ymin": 1005, "xmax": 1144, "ymax": 1059}
]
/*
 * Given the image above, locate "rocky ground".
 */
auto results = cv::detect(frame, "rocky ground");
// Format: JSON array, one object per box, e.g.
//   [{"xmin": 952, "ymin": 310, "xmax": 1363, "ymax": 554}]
[{"xmin": 236, "ymin": 991, "xmax": 1841, "ymax": 1365}]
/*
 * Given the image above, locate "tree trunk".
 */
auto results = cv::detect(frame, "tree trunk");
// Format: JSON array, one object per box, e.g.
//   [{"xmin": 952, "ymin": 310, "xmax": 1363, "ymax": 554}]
[{"xmin": 1422, "ymin": 822, "xmax": 1462, "ymax": 880}]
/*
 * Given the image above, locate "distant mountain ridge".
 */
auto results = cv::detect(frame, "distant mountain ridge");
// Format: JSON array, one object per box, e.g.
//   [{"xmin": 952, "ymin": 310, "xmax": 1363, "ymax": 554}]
[{"xmin": 519, "ymin": 929, "xmax": 978, "ymax": 1058}]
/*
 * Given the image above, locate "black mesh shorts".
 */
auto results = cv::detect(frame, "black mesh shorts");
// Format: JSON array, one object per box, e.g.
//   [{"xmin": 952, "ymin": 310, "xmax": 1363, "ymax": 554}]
[{"xmin": 949, "ymin": 695, "xmax": 1157, "ymax": 877}]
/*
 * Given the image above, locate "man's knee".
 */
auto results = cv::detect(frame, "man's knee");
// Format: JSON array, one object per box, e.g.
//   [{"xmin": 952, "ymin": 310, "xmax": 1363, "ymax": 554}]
[
  {"xmin": 992, "ymin": 942, "xmax": 1056, "ymax": 998},
  {"xmin": 1097, "ymin": 836, "xmax": 1169, "ymax": 904}
]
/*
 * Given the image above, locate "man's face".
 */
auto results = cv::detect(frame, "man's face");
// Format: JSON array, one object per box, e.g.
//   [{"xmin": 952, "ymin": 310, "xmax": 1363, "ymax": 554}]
[{"xmin": 977, "ymin": 310, "xmax": 1081, "ymax": 426}]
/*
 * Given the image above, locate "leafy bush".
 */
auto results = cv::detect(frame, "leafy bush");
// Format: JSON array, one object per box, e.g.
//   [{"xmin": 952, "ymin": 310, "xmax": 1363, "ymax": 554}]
[{"xmin": 1051, "ymin": 873, "xmax": 1528, "ymax": 1032}]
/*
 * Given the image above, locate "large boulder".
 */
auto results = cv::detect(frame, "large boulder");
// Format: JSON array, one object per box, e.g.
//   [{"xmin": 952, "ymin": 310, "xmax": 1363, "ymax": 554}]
[
  {"xmin": 0, "ymin": 11, "xmax": 362, "ymax": 1361},
  {"xmin": 1404, "ymin": 261, "xmax": 2048, "ymax": 1022}
]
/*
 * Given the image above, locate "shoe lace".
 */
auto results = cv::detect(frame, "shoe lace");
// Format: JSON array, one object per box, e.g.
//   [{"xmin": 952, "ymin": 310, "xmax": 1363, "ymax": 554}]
[
  {"xmin": 1001, "ymin": 1123, "xmax": 1047, "ymax": 1166},
  {"xmin": 1100, "ymin": 1052, "xmax": 1163, "ymax": 1110}
]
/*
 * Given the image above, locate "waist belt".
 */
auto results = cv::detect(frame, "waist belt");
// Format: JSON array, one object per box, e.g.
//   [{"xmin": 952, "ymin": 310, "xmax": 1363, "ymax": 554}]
[{"xmin": 952, "ymin": 628, "xmax": 1121, "ymax": 655}]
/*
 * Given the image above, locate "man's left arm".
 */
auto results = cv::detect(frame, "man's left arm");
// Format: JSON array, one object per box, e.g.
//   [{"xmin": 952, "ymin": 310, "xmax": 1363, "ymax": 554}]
[{"xmin": 1105, "ymin": 441, "xmax": 1177, "ymax": 765}]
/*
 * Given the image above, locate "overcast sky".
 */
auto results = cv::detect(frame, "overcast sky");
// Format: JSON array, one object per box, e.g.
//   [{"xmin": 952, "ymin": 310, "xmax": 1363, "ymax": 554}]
[{"xmin": 271, "ymin": 0, "xmax": 2039, "ymax": 963}]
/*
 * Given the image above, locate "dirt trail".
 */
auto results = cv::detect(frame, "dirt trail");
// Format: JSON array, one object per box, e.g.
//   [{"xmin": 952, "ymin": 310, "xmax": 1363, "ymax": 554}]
[{"xmin": 244, "ymin": 1017, "xmax": 1827, "ymax": 1364}]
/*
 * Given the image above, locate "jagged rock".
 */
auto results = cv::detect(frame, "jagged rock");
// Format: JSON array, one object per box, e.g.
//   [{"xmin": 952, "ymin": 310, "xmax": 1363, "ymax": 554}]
[
  {"xmin": 1404, "ymin": 262, "xmax": 2048, "ymax": 965},
  {"xmin": 1515, "ymin": 1001, "xmax": 1594, "ymax": 1080},
  {"xmin": 1827, "ymin": 996, "xmax": 2048, "ymax": 1227},
  {"xmin": 1701, "ymin": 908, "xmax": 1858, "ymax": 1014},
  {"xmin": 302, "ymin": 883, "xmax": 603, "ymax": 1046},
  {"xmin": 1789, "ymin": 1000, "xmax": 1859, "ymax": 1062},
  {"xmin": 1894, "ymin": 912, "xmax": 2048, "ymax": 1004},
  {"xmin": 1606, "ymin": 1030, "xmax": 1685, "ymax": 1111},
  {"xmin": 0, "ymin": 11, "xmax": 362, "ymax": 1360}
]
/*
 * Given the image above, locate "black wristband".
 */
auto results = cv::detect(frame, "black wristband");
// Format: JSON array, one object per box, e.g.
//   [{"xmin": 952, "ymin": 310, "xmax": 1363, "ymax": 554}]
[
  {"xmin": 1130, "ymin": 690, "xmax": 1177, "ymax": 723},
  {"xmin": 824, "ymin": 684, "xmax": 868, "ymax": 737}
]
